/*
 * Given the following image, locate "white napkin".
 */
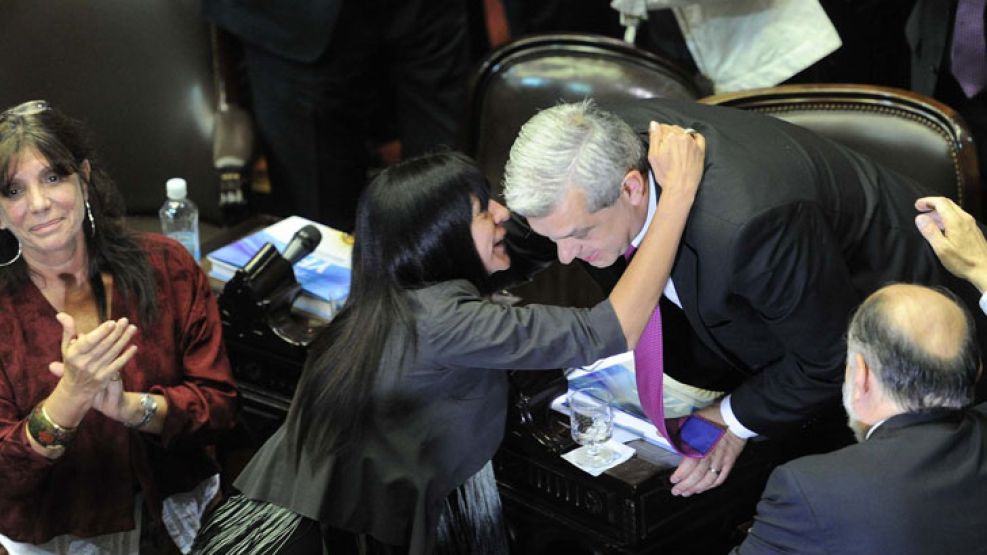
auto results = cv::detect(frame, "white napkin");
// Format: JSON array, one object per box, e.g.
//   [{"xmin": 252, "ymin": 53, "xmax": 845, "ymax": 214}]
[{"xmin": 562, "ymin": 440, "xmax": 636, "ymax": 477}]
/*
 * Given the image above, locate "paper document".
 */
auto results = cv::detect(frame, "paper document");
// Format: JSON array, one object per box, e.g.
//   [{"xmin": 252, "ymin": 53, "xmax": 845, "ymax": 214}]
[{"xmin": 552, "ymin": 352, "xmax": 722, "ymax": 452}]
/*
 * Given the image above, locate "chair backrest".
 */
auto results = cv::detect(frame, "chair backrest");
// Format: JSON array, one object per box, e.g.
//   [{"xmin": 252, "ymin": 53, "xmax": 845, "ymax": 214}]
[
  {"xmin": 0, "ymin": 0, "xmax": 228, "ymax": 223},
  {"xmin": 466, "ymin": 33, "xmax": 709, "ymax": 193},
  {"xmin": 701, "ymin": 84, "xmax": 982, "ymax": 218}
]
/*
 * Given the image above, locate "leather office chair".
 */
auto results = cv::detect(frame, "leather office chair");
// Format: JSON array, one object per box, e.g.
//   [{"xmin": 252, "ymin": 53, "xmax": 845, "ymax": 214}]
[
  {"xmin": 467, "ymin": 33, "xmax": 710, "ymax": 195},
  {"xmin": 701, "ymin": 84, "xmax": 983, "ymax": 218},
  {"xmin": 0, "ymin": 0, "xmax": 253, "ymax": 234}
]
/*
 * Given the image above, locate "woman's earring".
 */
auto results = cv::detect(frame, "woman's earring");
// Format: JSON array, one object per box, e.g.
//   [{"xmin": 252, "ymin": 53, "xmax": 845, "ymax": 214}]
[
  {"xmin": 85, "ymin": 199, "xmax": 96, "ymax": 236},
  {"xmin": 0, "ymin": 237, "xmax": 22, "ymax": 267}
]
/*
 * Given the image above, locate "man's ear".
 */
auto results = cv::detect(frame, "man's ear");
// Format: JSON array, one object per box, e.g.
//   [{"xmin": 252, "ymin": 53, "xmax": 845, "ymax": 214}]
[
  {"xmin": 621, "ymin": 169, "xmax": 647, "ymax": 207},
  {"xmin": 855, "ymin": 352, "xmax": 892, "ymax": 416},
  {"xmin": 850, "ymin": 352, "xmax": 870, "ymax": 402}
]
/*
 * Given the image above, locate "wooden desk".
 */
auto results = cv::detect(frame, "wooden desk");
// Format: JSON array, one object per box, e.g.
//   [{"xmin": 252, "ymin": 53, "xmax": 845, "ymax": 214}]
[
  {"xmin": 495, "ymin": 413, "xmax": 782, "ymax": 554},
  {"xmin": 492, "ymin": 371, "xmax": 853, "ymax": 555}
]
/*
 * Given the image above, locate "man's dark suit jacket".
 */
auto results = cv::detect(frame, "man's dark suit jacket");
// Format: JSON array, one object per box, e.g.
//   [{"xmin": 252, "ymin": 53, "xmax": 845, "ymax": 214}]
[
  {"xmin": 507, "ymin": 98, "xmax": 987, "ymax": 437},
  {"xmin": 733, "ymin": 403, "xmax": 987, "ymax": 554}
]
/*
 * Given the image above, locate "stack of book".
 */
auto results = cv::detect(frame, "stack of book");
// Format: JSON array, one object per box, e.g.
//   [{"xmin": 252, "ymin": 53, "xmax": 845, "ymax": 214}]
[{"xmin": 206, "ymin": 215, "xmax": 353, "ymax": 321}]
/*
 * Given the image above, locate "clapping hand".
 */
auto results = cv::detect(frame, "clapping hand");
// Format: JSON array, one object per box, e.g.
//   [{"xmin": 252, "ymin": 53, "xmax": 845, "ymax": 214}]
[{"xmin": 48, "ymin": 313, "xmax": 138, "ymax": 407}]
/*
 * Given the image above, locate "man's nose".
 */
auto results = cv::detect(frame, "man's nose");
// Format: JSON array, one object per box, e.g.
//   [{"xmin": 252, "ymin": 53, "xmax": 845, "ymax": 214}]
[{"xmin": 557, "ymin": 240, "xmax": 577, "ymax": 265}]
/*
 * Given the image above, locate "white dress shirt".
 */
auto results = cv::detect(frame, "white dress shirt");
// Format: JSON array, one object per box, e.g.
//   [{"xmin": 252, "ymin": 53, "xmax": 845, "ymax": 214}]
[{"xmin": 633, "ymin": 173, "xmax": 759, "ymax": 439}]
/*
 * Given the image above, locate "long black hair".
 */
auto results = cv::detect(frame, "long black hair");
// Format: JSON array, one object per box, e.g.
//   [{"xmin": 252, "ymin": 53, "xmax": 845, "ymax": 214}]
[
  {"xmin": 287, "ymin": 151, "xmax": 495, "ymax": 454},
  {"xmin": 0, "ymin": 102, "xmax": 158, "ymax": 324}
]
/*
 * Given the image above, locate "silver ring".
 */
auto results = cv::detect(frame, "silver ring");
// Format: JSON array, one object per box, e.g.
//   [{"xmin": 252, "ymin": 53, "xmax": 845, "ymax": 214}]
[
  {"xmin": 109, "ymin": 373, "xmax": 122, "ymax": 382},
  {"xmin": 683, "ymin": 128, "xmax": 698, "ymax": 136},
  {"xmin": 709, "ymin": 467, "xmax": 720, "ymax": 475}
]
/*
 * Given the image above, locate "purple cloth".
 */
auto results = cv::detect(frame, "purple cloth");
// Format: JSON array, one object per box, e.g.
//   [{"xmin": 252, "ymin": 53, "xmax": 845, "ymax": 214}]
[
  {"xmin": 951, "ymin": 0, "xmax": 987, "ymax": 98},
  {"xmin": 626, "ymin": 245, "xmax": 724, "ymax": 458}
]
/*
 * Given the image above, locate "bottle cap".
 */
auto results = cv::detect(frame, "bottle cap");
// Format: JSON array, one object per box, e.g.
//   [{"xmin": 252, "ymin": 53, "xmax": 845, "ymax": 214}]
[{"xmin": 166, "ymin": 178, "xmax": 187, "ymax": 200}]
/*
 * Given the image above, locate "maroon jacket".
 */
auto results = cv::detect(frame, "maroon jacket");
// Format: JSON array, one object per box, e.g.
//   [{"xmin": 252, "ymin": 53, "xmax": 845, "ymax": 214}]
[{"xmin": 0, "ymin": 234, "xmax": 238, "ymax": 543}]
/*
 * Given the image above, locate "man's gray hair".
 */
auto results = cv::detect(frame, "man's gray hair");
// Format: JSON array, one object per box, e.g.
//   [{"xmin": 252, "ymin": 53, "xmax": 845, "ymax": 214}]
[
  {"xmin": 846, "ymin": 286, "xmax": 980, "ymax": 411},
  {"xmin": 503, "ymin": 99, "xmax": 645, "ymax": 218}
]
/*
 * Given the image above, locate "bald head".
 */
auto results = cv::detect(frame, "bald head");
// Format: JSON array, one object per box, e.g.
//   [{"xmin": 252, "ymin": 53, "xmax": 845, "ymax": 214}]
[
  {"xmin": 870, "ymin": 284, "xmax": 969, "ymax": 359},
  {"xmin": 848, "ymin": 284, "xmax": 980, "ymax": 411}
]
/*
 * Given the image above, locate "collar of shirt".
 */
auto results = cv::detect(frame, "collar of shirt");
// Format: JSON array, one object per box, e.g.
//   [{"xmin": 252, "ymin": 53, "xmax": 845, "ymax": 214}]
[
  {"xmin": 865, "ymin": 418, "xmax": 890, "ymax": 440},
  {"xmin": 630, "ymin": 171, "xmax": 681, "ymax": 308},
  {"xmin": 630, "ymin": 171, "xmax": 659, "ymax": 249}
]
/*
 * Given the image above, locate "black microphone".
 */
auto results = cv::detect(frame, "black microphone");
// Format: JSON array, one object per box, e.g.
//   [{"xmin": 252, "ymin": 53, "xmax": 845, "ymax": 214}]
[{"xmin": 282, "ymin": 224, "xmax": 323, "ymax": 265}]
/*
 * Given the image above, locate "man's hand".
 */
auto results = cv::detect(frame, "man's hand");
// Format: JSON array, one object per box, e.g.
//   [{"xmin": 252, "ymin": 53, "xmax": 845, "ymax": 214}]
[
  {"xmin": 669, "ymin": 402, "xmax": 747, "ymax": 497},
  {"xmin": 915, "ymin": 196, "xmax": 987, "ymax": 293}
]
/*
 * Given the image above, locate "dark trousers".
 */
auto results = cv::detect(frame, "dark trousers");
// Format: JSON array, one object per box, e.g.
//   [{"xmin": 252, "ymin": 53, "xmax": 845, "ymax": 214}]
[{"xmin": 243, "ymin": 0, "xmax": 470, "ymax": 231}]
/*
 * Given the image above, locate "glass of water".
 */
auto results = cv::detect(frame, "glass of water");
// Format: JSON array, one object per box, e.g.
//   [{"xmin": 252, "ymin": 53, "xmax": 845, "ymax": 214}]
[{"xmin": 568, "ymin": 387, "xmax": 618, "ymax": 468}]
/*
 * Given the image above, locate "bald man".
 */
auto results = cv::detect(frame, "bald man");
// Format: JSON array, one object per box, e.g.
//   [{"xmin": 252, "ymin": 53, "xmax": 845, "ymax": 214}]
[{"xmin": 733, "ymin": 284, "xmax": 987, "ymax": 555}]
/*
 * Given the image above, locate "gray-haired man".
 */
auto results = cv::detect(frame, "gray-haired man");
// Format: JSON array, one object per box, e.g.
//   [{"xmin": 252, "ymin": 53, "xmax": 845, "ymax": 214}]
[
  {"xmin": 733, "ymin": 283, "xmax": 986, "ymax": 554},
  {"xmin": 503, "ymin": 99, "xmax": 987, "ymax": 496}
]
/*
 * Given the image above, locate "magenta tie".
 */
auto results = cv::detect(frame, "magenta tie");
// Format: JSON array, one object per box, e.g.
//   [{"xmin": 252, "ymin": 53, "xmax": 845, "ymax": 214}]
[
  {"xmin": 951, "ymin": 0, "xmax": 987, "ymax": 98},
  {"xmin": 626, "ymin": 246, "xmax": 724, "ymax": 458}
]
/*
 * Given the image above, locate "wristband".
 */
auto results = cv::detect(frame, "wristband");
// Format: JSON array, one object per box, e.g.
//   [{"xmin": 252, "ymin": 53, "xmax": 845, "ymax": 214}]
[
  {"xmin": 126, "ymin": 393, "xmax": 158, "ymax": 429},
  {"xmin": 27, "ymin": 402, "xmax": 78, "ymax": 448}
]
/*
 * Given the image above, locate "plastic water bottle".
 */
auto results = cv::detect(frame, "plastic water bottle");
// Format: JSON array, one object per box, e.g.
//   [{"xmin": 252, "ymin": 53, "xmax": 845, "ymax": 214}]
[{"xmin": 159, "ymin": 177, "xmax": 201, "ymax": 260}]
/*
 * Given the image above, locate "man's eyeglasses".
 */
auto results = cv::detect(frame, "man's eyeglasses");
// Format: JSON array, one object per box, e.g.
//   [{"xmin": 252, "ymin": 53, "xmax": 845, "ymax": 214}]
[{"xmin": 0, "ymin": 100, "xmax": 50, "ymax": 121}]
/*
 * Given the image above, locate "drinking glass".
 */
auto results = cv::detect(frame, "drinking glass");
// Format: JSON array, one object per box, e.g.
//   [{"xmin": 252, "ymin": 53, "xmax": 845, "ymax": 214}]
[{"xmin": 568, "ymin": 387, "xmax": 618, "ymax": 468}]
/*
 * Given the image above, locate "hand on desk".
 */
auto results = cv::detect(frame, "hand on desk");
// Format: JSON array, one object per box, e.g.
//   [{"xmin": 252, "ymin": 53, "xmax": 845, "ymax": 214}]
[{"xmin": 669, "ymin": 401, "xmax": 747, "ymax": 497}]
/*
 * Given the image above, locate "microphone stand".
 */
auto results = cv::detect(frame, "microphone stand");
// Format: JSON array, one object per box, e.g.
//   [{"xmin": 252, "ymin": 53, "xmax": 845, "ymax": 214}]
[{"xmin": 218, "ymin": 242, "xmax": 321, "ymax": 403}]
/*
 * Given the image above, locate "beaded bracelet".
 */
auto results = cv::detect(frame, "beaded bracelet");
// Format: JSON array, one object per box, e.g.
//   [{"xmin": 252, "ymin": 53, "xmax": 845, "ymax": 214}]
[
  {"xmin": 126, "ymin": 393, "xmax": 158, "ymax": 430},
  {"xmin": 27, "ymin": 402, "xmax": 78, "ymax": 448}
]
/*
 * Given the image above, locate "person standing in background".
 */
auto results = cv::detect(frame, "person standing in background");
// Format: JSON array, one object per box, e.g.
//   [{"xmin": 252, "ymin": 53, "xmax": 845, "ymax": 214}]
[
  {"xmin": 202, "ymin": 0, "xmax": 471, "ymax": 232},
  {"xmin": 610, "ymin": 0, "xmax": 842, "ymax": 93},
  {"xmin": 908, "ymin": 0, "xmax": 987, "ymax": 194}
]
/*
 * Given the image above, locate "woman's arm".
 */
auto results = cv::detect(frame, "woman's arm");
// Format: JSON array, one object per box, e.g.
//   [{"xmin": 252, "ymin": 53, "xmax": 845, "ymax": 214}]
[
  {"xmin": 84, "ymin": 239, "xmax": 236, "ymax": 445},
  {"xmin": 609, "ymin": 122, "xmax": 705, "ymax": 348},
  {"xmin": 144, "ymin": 243, "xmax": 237, "ymax": 447},
  {"xmin": 424, "ymin": 124, "xmax": 704, "ymax": 372},
  {"xmin": 28, "ymin": 314, "xmax": 138, "ymax": 458}
]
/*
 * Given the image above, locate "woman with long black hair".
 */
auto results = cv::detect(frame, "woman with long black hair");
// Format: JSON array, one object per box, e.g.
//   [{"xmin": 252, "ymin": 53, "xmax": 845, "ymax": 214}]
[{"xmin": 193, "ymin": 123, "xmax": 705, "ymax": 554}]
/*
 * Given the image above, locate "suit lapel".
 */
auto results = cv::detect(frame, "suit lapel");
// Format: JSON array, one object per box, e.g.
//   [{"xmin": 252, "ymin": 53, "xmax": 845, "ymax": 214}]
[{"xmin": 671, "ymin": 239, "xmax": 736, "ymax": 367}]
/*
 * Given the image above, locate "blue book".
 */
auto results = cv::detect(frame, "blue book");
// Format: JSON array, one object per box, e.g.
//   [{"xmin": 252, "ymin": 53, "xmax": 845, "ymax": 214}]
[{"xmin": 206, "ymin": 216, "xmax": 352, "ymax": 319}]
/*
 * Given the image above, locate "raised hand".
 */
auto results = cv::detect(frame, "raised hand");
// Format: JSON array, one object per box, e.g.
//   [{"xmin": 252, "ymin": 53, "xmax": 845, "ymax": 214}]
[
  {"xmin": 915, "ymin": 196, "xmax": 987, "ymax": 293},
  {"xmin": 648, "ymin": 121, "xmax": 706, "ymax": 202}
]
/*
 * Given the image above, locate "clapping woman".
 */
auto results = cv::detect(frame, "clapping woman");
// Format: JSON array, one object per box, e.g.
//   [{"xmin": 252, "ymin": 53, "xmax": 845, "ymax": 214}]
[{"xmin": 0, "ymin": 101, "xmax": 238, "ymax": 554}]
